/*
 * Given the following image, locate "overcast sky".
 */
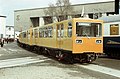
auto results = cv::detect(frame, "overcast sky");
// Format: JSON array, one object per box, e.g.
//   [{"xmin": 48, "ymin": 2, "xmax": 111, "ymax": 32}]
[{"xmin": 0, "ymin": 0, "xmax": 114, "ymax": 26}]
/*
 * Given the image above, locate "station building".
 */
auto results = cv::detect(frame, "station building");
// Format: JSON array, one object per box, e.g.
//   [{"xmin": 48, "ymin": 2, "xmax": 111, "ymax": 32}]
[
  {"xmin": 0, "ymin": 15, "xmax": 6, "ymax": 38},
  {"xmin": 14, "ymin": 1, "xmax": 116, "ymax": 32}
]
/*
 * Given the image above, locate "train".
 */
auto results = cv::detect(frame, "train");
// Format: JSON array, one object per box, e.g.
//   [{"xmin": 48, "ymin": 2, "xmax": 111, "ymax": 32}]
[
  {"xmin": 99, "ymin": 15, "xmax": 120, "ymax": 59},
  {"xmin": 17, "ymin": 18, "xmax": 103, "ymax": 63}
]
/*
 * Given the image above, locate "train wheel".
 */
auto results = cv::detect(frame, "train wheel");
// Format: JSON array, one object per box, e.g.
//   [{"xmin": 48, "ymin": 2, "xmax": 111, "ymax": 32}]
[
  {"xmin": 48, "ymin": 49, "xmax": 55, "ymax": 57},
  {"xmin": 55, "ymin": 51, "xmax": 63, "ymax": 61},
  {"xmin": 85, "ymin": 54, "xmax": 96, "ymax": 63},
  {"xmin": 42, "ymin": 48, "xmax": 50, "ymax": 56}
]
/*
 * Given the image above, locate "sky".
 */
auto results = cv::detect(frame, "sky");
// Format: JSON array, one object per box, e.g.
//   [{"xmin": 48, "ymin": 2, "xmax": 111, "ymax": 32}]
[{"xmin": 0, "ymin": 0, "xmax": 114, "ymax": 26}]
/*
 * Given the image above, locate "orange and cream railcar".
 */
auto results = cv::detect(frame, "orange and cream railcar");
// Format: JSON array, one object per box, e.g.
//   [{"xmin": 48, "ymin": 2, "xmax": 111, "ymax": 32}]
[{"xmin": 18, "ymin": 18, "xmax": 103, "ymax": 63}]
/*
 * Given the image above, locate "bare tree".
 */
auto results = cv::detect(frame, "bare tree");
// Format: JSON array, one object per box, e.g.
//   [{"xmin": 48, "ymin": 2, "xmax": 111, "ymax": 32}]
[
  {"xmin": 44, "ymin": 0, "xmax": 74, "ymax": 22},
  {"xmin": 44, "ymin": 3, "xmax": 55, "ymax": 16}
]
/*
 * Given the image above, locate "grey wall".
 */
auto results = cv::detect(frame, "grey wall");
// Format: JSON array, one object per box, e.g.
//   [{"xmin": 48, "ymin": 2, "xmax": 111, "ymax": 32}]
[{"xmin": 14, "ymin": 1, "xmax": 115, "ymax": 31}]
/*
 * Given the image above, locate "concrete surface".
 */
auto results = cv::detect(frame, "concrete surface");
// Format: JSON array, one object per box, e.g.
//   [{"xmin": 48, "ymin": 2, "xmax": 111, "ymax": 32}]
[{"xmin": 0, "ymin": 42, "xmax": 119, "ymax": 79}]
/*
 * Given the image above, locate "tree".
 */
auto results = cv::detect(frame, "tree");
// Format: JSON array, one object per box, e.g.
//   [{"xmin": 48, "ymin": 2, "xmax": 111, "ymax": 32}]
[{"xmin": 44, "ymin": 0, "xmax": 74, "ymax": 22}]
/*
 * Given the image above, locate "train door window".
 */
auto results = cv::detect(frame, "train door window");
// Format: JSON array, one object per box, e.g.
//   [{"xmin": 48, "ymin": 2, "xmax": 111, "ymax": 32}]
[
  {"xmin": 34, "ymin": 29, "xmax": 38, "ymax": 38},
  {"xmin": 110, "ymin": 24, "xmax": 119, "ymax": 35},
  {"xmin": 0, "ymin": 34, "xmax": 3, "ymax": 38},
  {"xmin": 57, "ymin": 25, "xmax": 60, "ymax": 37},
  {"xmin": 95, "ymin": 24, "xmax": 102, "ymax": 37},
  {"xmin": 68, "ymin": 22, "xmax": 72, "ymax": 37},
  {"xmin": 43, "ymin": 28, "xmax": 45, "ymax": 37},
  {"xmin": 48, "ymin": 26, "xmax": 53, "ymax": 37},
  {"xmin": 24, "ymin": 32, "xmax": 26, "ymax": 38},
  {"xmin": 26, "ymin": 31, "xmax": 28, "ymax": 38},
  {"xmin": 28, "ymin": 31, "xmax": 30, "ymax": 39},
  {"xmin": 28, "ymin": 31, "xmax": 30, "ymax": 38},
  {"xmin": 61, "ymin": 24, "xmax": 64, "ymax": 38},
  {"xmin": 31, "ymin": 30, "xmax": 33, "ymax": 38},
  {"xmin": 42, "ymin": 28, "xmax": 44, "ymax": 37},
  {"xmin": 39, "ymin": 28, "xmax": 42, "ymax": 37}
]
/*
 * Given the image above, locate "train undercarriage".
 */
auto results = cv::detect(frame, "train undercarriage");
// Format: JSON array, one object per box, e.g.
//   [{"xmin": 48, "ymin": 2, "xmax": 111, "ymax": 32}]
[{"xmin": 18, "ymin": 42, "xmax": 97, "ymax": 64}]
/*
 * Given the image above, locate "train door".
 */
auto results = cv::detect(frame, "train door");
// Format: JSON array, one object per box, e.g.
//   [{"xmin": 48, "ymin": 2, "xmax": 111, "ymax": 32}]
[
  {"xmin": 26, "ymin": 31, "xmax": 29, "ymax": 44},
  {"xmin": 57, "ymin": 23, "xmax": 64, "ymax": 49},
  {"xmin": 34, "ymin": 29, "xmax": 38, "ymax": 45},
  {"xmin": 27, "ymin": 30, "xmax": 30, "ymax": 44},
  {"xmin": 29, "ymin": 29, "xmax": 33, "ymax": 45}
]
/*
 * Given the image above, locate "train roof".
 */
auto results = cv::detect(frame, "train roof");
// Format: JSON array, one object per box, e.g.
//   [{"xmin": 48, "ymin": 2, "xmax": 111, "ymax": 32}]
[{"xmin": 98, "ymin": 15, "xmax": 120, "ymax": 23}]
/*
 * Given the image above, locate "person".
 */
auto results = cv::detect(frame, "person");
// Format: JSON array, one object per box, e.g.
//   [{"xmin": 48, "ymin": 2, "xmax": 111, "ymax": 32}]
[
  {"xmin": 6, "ymin": 38, "xmax": 9, "ymax": 44},
  {"xmin": 1, "ymin": 38, "xmax": 4, "ymax": 47}
]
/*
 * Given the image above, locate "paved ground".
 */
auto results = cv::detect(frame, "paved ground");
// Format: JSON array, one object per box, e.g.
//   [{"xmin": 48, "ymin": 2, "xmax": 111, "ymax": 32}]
[
  {"xmin": 0, "ymin": 42, "xmax": 37, "ymax": 60},
  {"xmin": 0, "ymin": 42, "xmax": 120, "ymax": 79},
  {"xmin": 95, "ymin": 57, "xmax": 120, "ymax": 70}
]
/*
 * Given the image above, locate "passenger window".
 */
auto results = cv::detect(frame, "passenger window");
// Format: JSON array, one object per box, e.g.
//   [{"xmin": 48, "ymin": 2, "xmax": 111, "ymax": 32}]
[
  {"xmin": 39, "ymin": 28, "xmax": 43, "ymax": 37},
  {"xmin": 57, "ymin": 24, "xmax": 64, "ymax": 38},
  {"xmin": 68, "ymin": 22, "xmax": 72, "ymax": 37},
  {"xmin": 44, "ymin": 28, "xmax": 48, "ymax": 38},
  {"xmin": 23, "ymin": 32, "xmax": 26, "ymax": 38},
  {"xmin": 48, "ymin": 26, "xmax": 53, "ymax": 37}
]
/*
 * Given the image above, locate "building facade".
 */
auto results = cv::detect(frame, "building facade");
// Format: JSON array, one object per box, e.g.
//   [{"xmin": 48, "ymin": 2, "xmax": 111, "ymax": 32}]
[
  {"xmin": 0, "ymin": 16, "xmax": 6, "ymax": 38},
  {"xmin": 14, "ymin": 1, "xmax": 115, "ymax": 31},
  {"xmin": 6, "ymin": 26, "xmax": 14, "ymax": 38}
]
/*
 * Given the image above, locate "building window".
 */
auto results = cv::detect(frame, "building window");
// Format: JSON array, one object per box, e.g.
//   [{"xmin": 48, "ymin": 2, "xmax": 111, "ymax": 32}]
[
  {"xmin": 30, "ymin": 17, "xmax": 39, "ymax": 27},
  {"xmin": 9, "ymin": 27, "xmax": 11, "ymax": 31},
  {"xmin": 0, "ymin": 34, "xmax": 3, "ymax": 38},
  {"xmin": 9, "ymin": 35, "xmax": 11, "ymax": 37},
  {"xmin": 110, "ymin": 24, "xmax": 119, "ymax": 35},
  {"xmin": 43, "ymin": 16, "xmax": 53, "ymax": 25}
]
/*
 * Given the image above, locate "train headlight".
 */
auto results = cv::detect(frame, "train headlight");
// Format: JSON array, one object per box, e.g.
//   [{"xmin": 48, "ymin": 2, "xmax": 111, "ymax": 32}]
[
  {"xmin": 96, "ymin": 40, "xmax": 102, "ymax": 44},
  {"xmin": 76, "ymin": 40, "xmax": 82, "ymax": 44}
]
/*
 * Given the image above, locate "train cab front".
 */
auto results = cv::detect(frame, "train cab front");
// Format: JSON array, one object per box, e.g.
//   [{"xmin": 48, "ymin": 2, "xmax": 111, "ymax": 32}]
[{"xmin": 72, "ymin": 19, "xmax": 103, "ymax": 63}]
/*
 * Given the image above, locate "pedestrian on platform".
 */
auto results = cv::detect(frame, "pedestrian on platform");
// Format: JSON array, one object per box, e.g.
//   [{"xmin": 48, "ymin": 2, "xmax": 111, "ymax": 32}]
[
  {"xmin": 1, "ymin": 38, "xmax": 4, "ymax": 47},
  {"xmin": 6, "ymin": 38, "xmax": 9, "ymax": 44}
]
